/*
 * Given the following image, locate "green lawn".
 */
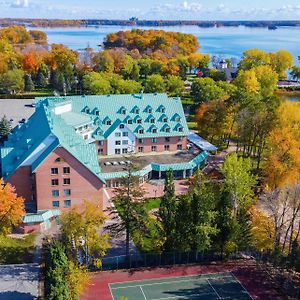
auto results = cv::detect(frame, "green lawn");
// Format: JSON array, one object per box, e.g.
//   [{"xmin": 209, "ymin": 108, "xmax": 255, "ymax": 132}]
[
  {"xmin": 187, "ymin": 122, "xmax": 197, "ymax": 130},
  {"xmin": 143, "ymin": 198, "xmax": 161, "ymax": 212},
  {"xmin": 0, "ymin": 234, "xmax": 36, "ymax": 264}
]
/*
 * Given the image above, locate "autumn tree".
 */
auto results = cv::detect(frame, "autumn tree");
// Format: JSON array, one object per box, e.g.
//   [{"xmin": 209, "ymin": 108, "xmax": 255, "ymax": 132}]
[
  {"xmin": 93, "ymin": 51, "xmax": 114, "ymax": 73},
  {"xmin": 239, "ymin": 48, "xmax": 271, "ymax": 70},
  {"xmin": 0, "ymin": 179, "xmax": 25, "ymax": 235},
  {"xmin": 264, "ymin": 101, "xmax": 300, "ymax": 189},
  {"xmin": 60, "ymin": 200, "xmax": 110, "ymax": 267},
  {"xmin": 196, "ymin": 100, "xmax": 235, "ymax": 146},
  {"xmin": 270, "ymin": 50, "xmax": 293, "ymax": 79},
  {"xmin": 188, "ymin": 53, "xmax": 210, "ymax": 70}
]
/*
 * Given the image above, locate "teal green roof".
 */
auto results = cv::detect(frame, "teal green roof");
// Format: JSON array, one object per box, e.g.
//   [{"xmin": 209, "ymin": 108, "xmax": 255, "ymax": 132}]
[
  {"xmin": 1, "ymin": 104, "xmax": 105, "ymax": 183},
  {"xmin": 23, "ymin": 209, "xmax": 61, "ymax": 224},
  {"xmin": 36, "ymin": 93, "xmax": 189, "ymax": 139},
  {"xmin": 60, "ymin": 111, "xmax": 92, "ymax": 128},
  {"xmin": 1, "ymin": 93, "xmax": 190, "ymax": 183}
]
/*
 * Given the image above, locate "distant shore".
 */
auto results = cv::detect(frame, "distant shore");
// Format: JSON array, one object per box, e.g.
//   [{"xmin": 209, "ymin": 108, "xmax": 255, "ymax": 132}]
[{"xmin": 0, "ymin": 18, "xmax": 300, "ymax": 28}]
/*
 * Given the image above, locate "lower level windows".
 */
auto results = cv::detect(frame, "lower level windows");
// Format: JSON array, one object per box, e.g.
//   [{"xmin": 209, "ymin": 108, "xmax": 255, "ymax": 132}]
[
  {"xmin": 64, "ymin": 189, "xmax": 71, "ymax": 196},
  {"xmin": 177, "ymin": 144, "xmax": 183, "ymax": 150},
  {"xmin": 52, "ymin": 200, "xmax": 59, "ymax": 207},
  {"xmin": 164, "ymin": 145, "xmax": 170, "ymax": 151},
  {"xmin": 138, "ymin": 146, "xmax": 144, "ymax": 153},
  {"xmin": 151, "ymin": 146, "xmax": 157, "ymax": 152},
  {"xmin": 115, "ymin": 149, "xmax": 121, "ymax": 155},
  {"xmin": 64, "ymin": 200, "xmax": 71, "ymax": 207},
  {"xmin": 52, "ymin": 190, "xmax": 59, "ymax": 197},
  {"xmin": 63, "ymin": 178, "xmax": 70, "ymax": 185},
  {"xmin": 122, "ymin": 148, "xmax": 128, "ymax": 154}
]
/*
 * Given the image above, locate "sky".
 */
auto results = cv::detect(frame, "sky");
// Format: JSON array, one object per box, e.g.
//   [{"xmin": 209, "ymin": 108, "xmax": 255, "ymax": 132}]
[{"xmin": 1, "ymin": 0, "xmax": 300, "ymax": 20}]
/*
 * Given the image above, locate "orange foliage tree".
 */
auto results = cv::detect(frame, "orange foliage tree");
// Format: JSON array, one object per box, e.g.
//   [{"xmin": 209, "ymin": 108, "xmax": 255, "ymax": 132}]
[
  {"xmin": 264, "ymin": 102, "xmax": 300, "ymax": 189},
  {"xmin": 0, "ymin": 179, "xmax": 25, "ymax": 235}
]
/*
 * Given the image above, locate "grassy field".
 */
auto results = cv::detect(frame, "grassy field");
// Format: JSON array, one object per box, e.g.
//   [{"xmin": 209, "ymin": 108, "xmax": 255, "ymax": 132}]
[{"xmin": 0, "ymin": 234, "xmax": 36, "ymax": 264}]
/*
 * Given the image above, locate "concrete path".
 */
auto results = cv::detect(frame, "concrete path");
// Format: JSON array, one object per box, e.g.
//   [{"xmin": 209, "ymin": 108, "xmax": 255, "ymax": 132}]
[{"xmin": 0, "ymin": 263, "xmax": 39, "ymax": 300}]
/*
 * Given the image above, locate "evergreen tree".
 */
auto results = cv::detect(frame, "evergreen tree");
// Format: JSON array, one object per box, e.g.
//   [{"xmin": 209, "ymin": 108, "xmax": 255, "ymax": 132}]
[
  {"xmin": 36, "ymin": 68, "xmax": 48, "ymax": 88},
  {"xmin": 24, "ymin": 74, "xmax": 35, "ymax": 92},
  {"xmin": 174, "ymin": 195, "xmax": 192, "ymax": 251},
  {"xmin": 45, "ymin": 240, "xmax": 70, "ymax": 300},
  {"xmin": 214, "ymin": 190, "xmax": 237, "ymax": 257},
  {"xmin": 159, "ymin": 170, "xmax": 177, "ymax": 252},
  {"xmin": 189, "ymin": 173, "xmax": 218, "ymax": 251},
  {"xmin": 107, "ymin": 159, "xmax": 147, "ymax": 256},
  {"xmin": 235, "ymin": 208, "xmax": 253, "ymax": 251},
  {"xmin": 0, "ymin": 115, "xmax": 11, "ymax": 143}
]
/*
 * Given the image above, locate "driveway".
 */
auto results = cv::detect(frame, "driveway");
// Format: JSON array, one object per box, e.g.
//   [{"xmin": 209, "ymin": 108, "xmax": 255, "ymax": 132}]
[{"xmin": 0, "ymin": 263, "xmax": 39, "ymax": 300}]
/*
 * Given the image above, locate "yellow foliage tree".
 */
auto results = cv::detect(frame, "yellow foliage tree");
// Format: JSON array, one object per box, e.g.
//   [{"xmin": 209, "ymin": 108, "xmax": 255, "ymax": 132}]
[
  {"xmin": 250, "ymin": 207, "xmax": 274, "ymax": 252},
  {"xmin": 234, "ymin": 69, "xmax": 260, "ymax": 95},
  {"xmin": 0, "ymin": 179, "xmax": 25, "ymax": 235},
  {"xmin": 264, "ymin": 102, "xmax": 300, "ymax": 189}
]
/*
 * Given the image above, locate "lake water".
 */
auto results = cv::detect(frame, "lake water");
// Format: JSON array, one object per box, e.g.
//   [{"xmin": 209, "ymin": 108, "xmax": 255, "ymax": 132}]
[{"xmin": 34, "ymin": 25, "xmax": 300, "ymax": 62}]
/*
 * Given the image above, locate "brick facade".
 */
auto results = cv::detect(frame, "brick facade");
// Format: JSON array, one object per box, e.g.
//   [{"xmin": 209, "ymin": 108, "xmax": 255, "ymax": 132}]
[{"xmin": 35, "ymin": 147, "xmax": 104, "ymax": 211}]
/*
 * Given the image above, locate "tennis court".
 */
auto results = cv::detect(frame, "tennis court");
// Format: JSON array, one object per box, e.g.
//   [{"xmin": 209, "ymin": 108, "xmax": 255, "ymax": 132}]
[{"xmin": 110, "ymin": 272, "xmax": 253, "ymax": 300}]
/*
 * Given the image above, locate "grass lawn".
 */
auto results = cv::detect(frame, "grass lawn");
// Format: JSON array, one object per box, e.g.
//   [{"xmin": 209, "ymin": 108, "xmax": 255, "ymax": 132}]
[
  {"xmin": 0, "ymin": 234, "xmax": 36, "ymax": 264},
  {"xmin": 187, "ymin": 122, "xmax": 197, "ymax": 130},
  {"xmin": 143, "ymin": 198, "xmax": 161, "ymax": 212}
]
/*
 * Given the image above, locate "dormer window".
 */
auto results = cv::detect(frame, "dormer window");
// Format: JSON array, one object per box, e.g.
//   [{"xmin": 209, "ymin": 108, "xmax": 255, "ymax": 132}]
[
  {"xmin": 150, "ymin": 118, "xmax": 155, "ymax": 124},
  {"xmin": 132, "ymin": 105, "xmax": 140, "ymax": 114},
  {"xmin": 162, "ymin": 108, "xmax": 165, "ymax": 113},
  {"xmin": 157, "ymin": 105, "xmax": 166, "ymax": 113},
  {"xmin": 137, "ymin": 119, "xmax": 142, "ymax": 124},
  {"xmin": 163, "ymin": 118, "xmax": 168, "ymax": 123},
  {"xmin": 153, "ymin": 128, "xmax": 157, "ymax": 133},
  {"xmin": 139, "ymin": 129, "xmax": 144, "ymax": 134},
  {"xmin": 86, "ymin": 109, "xmax": 90, "ymax": 114},
  {"xmin": 166, "ymin": 128, "xmax": 171, "ymax": 133},
  {"xmin": 136, "ymin": 109, "xmax": 140, "ymax": 114},
  {"xmin": 107, "ymin": 120, "xmax": 111, "ymax": 125},
  {"xmin": 120, "ymin": 124, "xmax": 125, "ymax": 129},
  {"xmin": 128, "ymin": 120, "xmax": 133, "ymax": 124},
  {"xmin": 178, "ymin": 127, "xmax": 183, "ymax": 132},
  {"xmin": 119, "ymin": 106, "xmax": 127, "ymax": 115}
]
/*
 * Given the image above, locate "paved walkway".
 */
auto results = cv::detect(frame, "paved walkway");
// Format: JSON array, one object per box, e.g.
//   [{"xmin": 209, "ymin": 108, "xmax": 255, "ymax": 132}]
[{"xmin": 0, "ymin": 263, "xmax": 39, "ymax": 300}]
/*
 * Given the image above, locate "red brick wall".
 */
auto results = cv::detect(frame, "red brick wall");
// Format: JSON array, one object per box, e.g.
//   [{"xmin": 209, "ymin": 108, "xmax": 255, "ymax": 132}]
[
  {"xmin": 7, "ymin": 166, "xmax": 34, "ymax": 203},
  {"xmin": 35, "ymin": 147, "xmax": 104, "ymax": 211},
  {"xmin": 94, "ymin": 140, "xmax": 108, "ymax": 156},
  {"xmin": 136, "ymin": 136, "xmax": 187, "ymax": 153}
]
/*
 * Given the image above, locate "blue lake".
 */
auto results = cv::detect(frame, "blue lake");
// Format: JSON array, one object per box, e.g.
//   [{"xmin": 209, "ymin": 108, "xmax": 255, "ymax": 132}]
[{"xmin": 33, "ymin": 25, "xmax": 300, "ymax": 62}]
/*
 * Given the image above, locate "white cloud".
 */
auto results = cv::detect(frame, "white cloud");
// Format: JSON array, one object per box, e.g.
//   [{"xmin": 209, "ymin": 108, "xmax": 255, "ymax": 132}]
[{"xmin": 10, "ymin": 0, "xmax": 29, "ymax": 8}]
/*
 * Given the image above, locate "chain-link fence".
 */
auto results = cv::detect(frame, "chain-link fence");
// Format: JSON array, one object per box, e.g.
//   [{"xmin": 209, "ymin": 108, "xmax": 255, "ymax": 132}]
[{"xmin": 99, "ymin": 251, "xmax": 223, "ymax": 271}]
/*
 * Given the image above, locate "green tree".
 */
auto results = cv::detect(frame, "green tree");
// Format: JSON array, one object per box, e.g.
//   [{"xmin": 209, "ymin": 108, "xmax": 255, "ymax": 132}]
[
  {"xmin": 0, "ymin": 115, "xmax": 11, "ymax": 143},
  {"xmin": 36, "ymin": 68, "xmax": 48, "ymax": 88},
  {"xmin": 24, "ymin": 73, "xmax": 34, "ymax": 92},
  {"xmin": 0, "ymin": 69, "xmax": 24, "ymax": 94},
  {"xmin": 213, "ymin": 190, "xmax": 237, "ymax": 257},
  {"xmin": 107, "ymin": 160, "xmax": 147, "ymax": 256},
  {"xmin": 159, "ymin": 170, "xmax": 177, "ymax": 252},
  {"xmin": 191, "ymin": 78, "xmax": 225, "ymax": 103},
  {"xmin": 176, "ymin": 56, "xmax": 190, "ymax": 79},
  {"xmin": 82, "ymin": 72, "xmax": 111, "ymax": 95},
  {"xmin": 144, "ymin": 74, "xmax": 165, "ymax": 93},
  {"xmin": 221, "ymin": 153, "xmax": 256, "ymax": 217},
  {"xmin": 138, "ymin": 59, "xmax": 152, "ymax": 78},
  {"xmin": 166, "ymin": 75, "xmax": 184, "ymax": 96},
  {"xmin": 290, "ymin": 66, "xmax": 300, "ymax": 82},
  {"xmin": 45, "ymin": 240, "xmax": 71, "ymax": 300},
  {"xmin": 189, "ymin": 171, "xmax": 218, "ymax": 251}
]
